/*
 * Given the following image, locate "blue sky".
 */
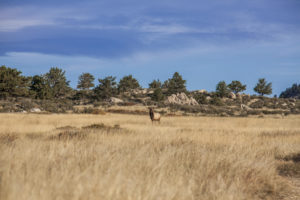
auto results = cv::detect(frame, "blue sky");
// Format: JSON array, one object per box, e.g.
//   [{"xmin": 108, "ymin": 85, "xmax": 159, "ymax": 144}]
[{"xmin": 0, "ymin": 0, "xmax": 300, "ymax": 95}]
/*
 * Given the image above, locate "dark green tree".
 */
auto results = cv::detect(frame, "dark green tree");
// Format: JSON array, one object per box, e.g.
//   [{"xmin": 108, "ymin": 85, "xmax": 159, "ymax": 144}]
[
  {"xmin": 30, "ymin": 75, "xmax": 52, "ymax": 99},
  {"xmin": 216, "ymin": 81, "xmax": 229, "ymax": 98},
  {"xmin": 44, "ymin": 67, "xmax": 71, "ymax": 98},
  {"xmin": 166, "ymin": 72, "xmax": 186, "ymax": 95},
  {"xmin": 94, "ymin": 76, "xmax": 117, "ymax": 100},
  {"xmin": 77, "ymin": 73, "xmax": 95, "ymax": 90},
  {"xmin": 148, "ymin": 79, "xmax": 162, "ymax": 89},
  {"xmin": 151, "ymin": 88, "xmax": 165, "ymax": 102},
  {"xmin": 254, "ymin": 78, "xmax": 272, "ymax": 96},
  {"xmin": 280, "ymin": 83, "xmax": 300, "ymax": 99},
  {"xmin": 0, "ymin": 65, "xmax": 30, "ymax": 98},
  {"xmin": 162, "ymin": 80, "xmax": 169, "ymax": 89},
  {"xmin": 193, "ymin": 93, "xmax": 208, "ymax": 104},
  {"xmin": 228, "ymin": 80, "xmax": 246, "ymax": 94},
  {"xmin": 118, "ymin": 75, "xmax": 140, "ymax": 93}
]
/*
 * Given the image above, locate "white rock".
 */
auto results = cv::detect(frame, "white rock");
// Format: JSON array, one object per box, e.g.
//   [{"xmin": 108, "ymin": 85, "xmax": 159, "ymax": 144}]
[
  {"xmin": 197, "ymin": 89, "xmax": 207, "ymax": 94},
  {"xmin": 164, "ymin": 92, "xmax": 199, "ymax": 106},
  {"xmin": 30, "ymin": 108, "xmax": 41, "ymax": 112},
  {"xmin": 229, "ymin": 92, "xmax": 236, "ymax": 99},
  {"xmin": 108, "ymin": 97, "xmax": 124, "ymax": 103},
  {"xmin": 240, "ymin": 104, "xmax": 251, "ymax": 110}
]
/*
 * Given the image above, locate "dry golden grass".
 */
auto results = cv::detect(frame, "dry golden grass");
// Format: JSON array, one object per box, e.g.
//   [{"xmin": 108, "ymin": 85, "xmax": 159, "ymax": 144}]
[{"xmin": 0, "ymin": 113, "xmax": 300, "ymax": 200}]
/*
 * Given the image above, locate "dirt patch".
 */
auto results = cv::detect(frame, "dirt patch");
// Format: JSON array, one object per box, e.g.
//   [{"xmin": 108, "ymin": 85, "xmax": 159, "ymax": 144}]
[{"xmin": 0, "ymin": 133, "xmax": 18, "ymax": 145}]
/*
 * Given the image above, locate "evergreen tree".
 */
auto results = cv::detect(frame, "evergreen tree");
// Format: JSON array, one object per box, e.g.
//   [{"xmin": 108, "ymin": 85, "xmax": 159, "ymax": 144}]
[
  {"xmin": 254, "ymin": 78, "xmax": 272, "ymax": 96},
  {"xmin": 148, "ymin": 79, "xmax": 162, "ymax": 89},
  {"xmin": 77, "ymin": 73, "xmax": 95, "ymax": 90},
  {"xmin": 166, "ymin": 72, "xmax": 186, "ymax": 95},
  {"xmin": 216, "ymin": 81, "xmax": 229, "ymax": 98},
  {"xmin": 0, "ymin": 65, "xmax": 30, "ymax": 98},
  {"xmin": 193, "ymin": 93, "xmax": 208, "ymax": 104},
  {"xmin": 94, "ymin": 76, "xmax": 117, "ymax": 100},
  {"xmin": 228, "ymin": 80, "xmax": 246, "ymax": 94},
  {"xmin": 280, "ymin": 83, "xmax": 300, "ymax": 99},
  {"xmin": 151, "ymin": 88, "xmax": 165, "ymax": 102},
  {"xmin": 118, "ymin": 75, "xmax": 140, "ymax": 93},
  {"xmin": 162, "ymin": 80, "xmax": 169, "ymax": 89},
  {"xmin": 30, "ymin": 75, "xmax": 52, "ymax": 99},
  {"xmin": 44, "ymin": 67, "xmax": 71, "ymax": 98}
]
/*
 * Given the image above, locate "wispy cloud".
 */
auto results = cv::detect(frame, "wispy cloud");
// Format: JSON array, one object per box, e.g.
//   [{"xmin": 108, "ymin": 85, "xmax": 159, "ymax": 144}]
[
  {"xmin": 0, "ymin": 6, "xmax": 91, "ymax": 32},
  {"xmin": 0, "ymin": 19, "xmax": 55, "ymax": 32}
]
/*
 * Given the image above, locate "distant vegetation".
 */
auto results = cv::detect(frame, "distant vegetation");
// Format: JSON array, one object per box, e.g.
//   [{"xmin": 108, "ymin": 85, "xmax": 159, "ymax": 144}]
[
  {"xmin": 0, "ymin": 65, "xmax": 300, "ymax": 114},
  {"xmin": 280, "ymin": 83, "xmax": 300, "ymax": 99}
]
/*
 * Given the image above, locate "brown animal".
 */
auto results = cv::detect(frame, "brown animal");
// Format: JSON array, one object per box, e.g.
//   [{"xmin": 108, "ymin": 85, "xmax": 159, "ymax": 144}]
[{"xmin": 148, "ymin": 108, "xmax": 161, "ymax": 124}]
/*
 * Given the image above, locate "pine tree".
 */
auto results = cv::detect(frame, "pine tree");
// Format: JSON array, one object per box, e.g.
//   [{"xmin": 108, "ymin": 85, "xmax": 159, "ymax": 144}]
[
  {"xmin": 30, "ymin": 75, "xmax": 52, "ymax": 99},
  {"xmin": 44, "ymin": 67, "xmax": 71, "ymax": 98},
  {"xmin": 254, "ymin": 78, "xmax": 272, "ymax": 96},
  {"xmin": 0, "ymin": 65, "xmax": 30, "ymax": 98},
  {"xmin": 151, "ymin": 88, "xmax": 165, "ymax": 102},
  {"xmin": 148, "ymin": 79, "xmax": 162, "ymax": 89},
  {"xmin": 228, "ymin": 80, "xmax": 246, "ymax": 94},
  {"xmin": 77, "ymin": 73, "xmax": 95, "ymax": 90},
  {"xmin": 166, "ymin": 72, "xmax": 186, "ymax": 95},
  {"xmin": 216, "ymin": 81, "xmax": 229, "ymax": 98},
  {"xmin": 280, "ymin": 83, "xmax": 300, "ymax": 99},
  {"xmin": 118, "ymin": 75, "xmax": 140, "ymax": 93},
  {"xmin": 94, "ymin": 76, "xmax": 117, "ymax": 100}
]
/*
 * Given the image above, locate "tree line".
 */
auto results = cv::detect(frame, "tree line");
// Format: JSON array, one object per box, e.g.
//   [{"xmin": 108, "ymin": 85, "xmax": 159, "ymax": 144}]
[{"xmin": 0, "ymin": 65, "xmax": 298, "ymax": 102}]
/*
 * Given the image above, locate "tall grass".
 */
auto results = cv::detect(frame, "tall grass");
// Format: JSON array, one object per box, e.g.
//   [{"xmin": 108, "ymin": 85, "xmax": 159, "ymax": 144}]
[{"xmin": 0, "ymin": 113, "xmax": 299, "ymax": 199}]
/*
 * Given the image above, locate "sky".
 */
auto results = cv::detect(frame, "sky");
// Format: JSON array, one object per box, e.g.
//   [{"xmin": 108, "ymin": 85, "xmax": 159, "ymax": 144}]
[{"xmin": 0, "ymin": 0, "xmax": 300, "ymax": 95}]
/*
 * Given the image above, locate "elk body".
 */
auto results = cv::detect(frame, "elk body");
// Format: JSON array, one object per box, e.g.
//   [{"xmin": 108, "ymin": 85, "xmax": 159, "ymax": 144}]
[{"xmin": 149, "ymin": 108, "xmax": 161, "ymax": 124}]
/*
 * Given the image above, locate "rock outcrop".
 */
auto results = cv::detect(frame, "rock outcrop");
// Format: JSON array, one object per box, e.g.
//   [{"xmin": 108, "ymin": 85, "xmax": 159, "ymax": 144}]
[
  {"xmin": 108, "ymin": 97, "xmax": 124, "ymax": 104},
  {"xmin": 165, "ymin": 93, "xmax": 199, "ymax": 106},
  {"xmin": 229, "ymin": 92, "xmax": 236, "ymax": 99},
  {"xmin": 197, "ymin": 89, "xmax": 207, "ymax": 94},
  {"xmin": 30, "ymin": 108, "xmax": 41, "ymax": 113}
]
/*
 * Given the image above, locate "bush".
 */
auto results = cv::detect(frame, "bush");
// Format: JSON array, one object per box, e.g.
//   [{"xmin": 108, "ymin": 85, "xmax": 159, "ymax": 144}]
[
  {"xmin": 19, "ymin": 99, "xmax": 35, "ymax": 111},
  {"xmin": 39, "ymin": 99, "xmax": 73, "ymax": 113},
  {"xmin": 210, "ymin": 96, "xmax": 224, "ymax": 106},
  {"xmin": 193, "ymin": 93, "xmax": 208, "ymax": 104}
]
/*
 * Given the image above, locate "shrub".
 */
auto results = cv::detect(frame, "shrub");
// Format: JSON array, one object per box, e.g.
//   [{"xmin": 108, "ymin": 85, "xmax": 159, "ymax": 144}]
[
  {"xmin": 19, "ymin": 99, "xmax": 35, "ymax": 111},
  {"xmin": 193, "ymin": 93, "xmax": 208, "ymax": 104},
  {"xmin": 210, "ymin": 96, "xmax": 224, "ymax": 106},
  {"xmin": 151, "ymin": 88, "xmax": 165, "ymax": 102}
]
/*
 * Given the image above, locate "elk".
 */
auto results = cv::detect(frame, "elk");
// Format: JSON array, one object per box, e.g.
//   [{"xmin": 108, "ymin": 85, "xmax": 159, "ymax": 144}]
[{"xmin": 148, "ymin": 107, "xmax": 161, "ymax": 124}]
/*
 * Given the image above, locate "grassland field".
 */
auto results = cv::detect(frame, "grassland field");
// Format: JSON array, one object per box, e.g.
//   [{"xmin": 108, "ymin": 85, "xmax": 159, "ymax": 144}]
[{"xmin": 0, "ymin": 113, "xmax": 300, "ymax": 200}]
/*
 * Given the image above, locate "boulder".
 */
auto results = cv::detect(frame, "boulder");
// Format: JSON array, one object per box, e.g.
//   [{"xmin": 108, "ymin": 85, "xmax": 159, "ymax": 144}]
[
  {"xmin": 108, "ymin": 97, "xmax": 124, "ymax": 104},
  {"xmin": 147, "ymin": 90, "xmax": 154, "ymax": 94},
  {"xmin": 229, "ymin": 92, "xmax": 236, "ymax": 99},
  {"xmin": 164, "ymin": 93, "xmax": 199, "ymax": 106},
  {"xmin": 30, "ymin": 108, "xmax": 41, "ymax": 113},
  {"xmin": 132, "ymin": 89, "xmax": 148, "ymax": 95},
  {"xmin": 197, "ymin": 89, "xmax": 207, "ymax": 94},
  {"xmin": 240, "ymin": 104, "xmax": 251, "ymax": 111}
]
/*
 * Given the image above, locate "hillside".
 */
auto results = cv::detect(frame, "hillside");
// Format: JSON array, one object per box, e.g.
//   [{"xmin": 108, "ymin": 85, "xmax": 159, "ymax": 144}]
[{"xmin": 1, "ymin": 89, "xmax": 300, "ymax": 117}]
